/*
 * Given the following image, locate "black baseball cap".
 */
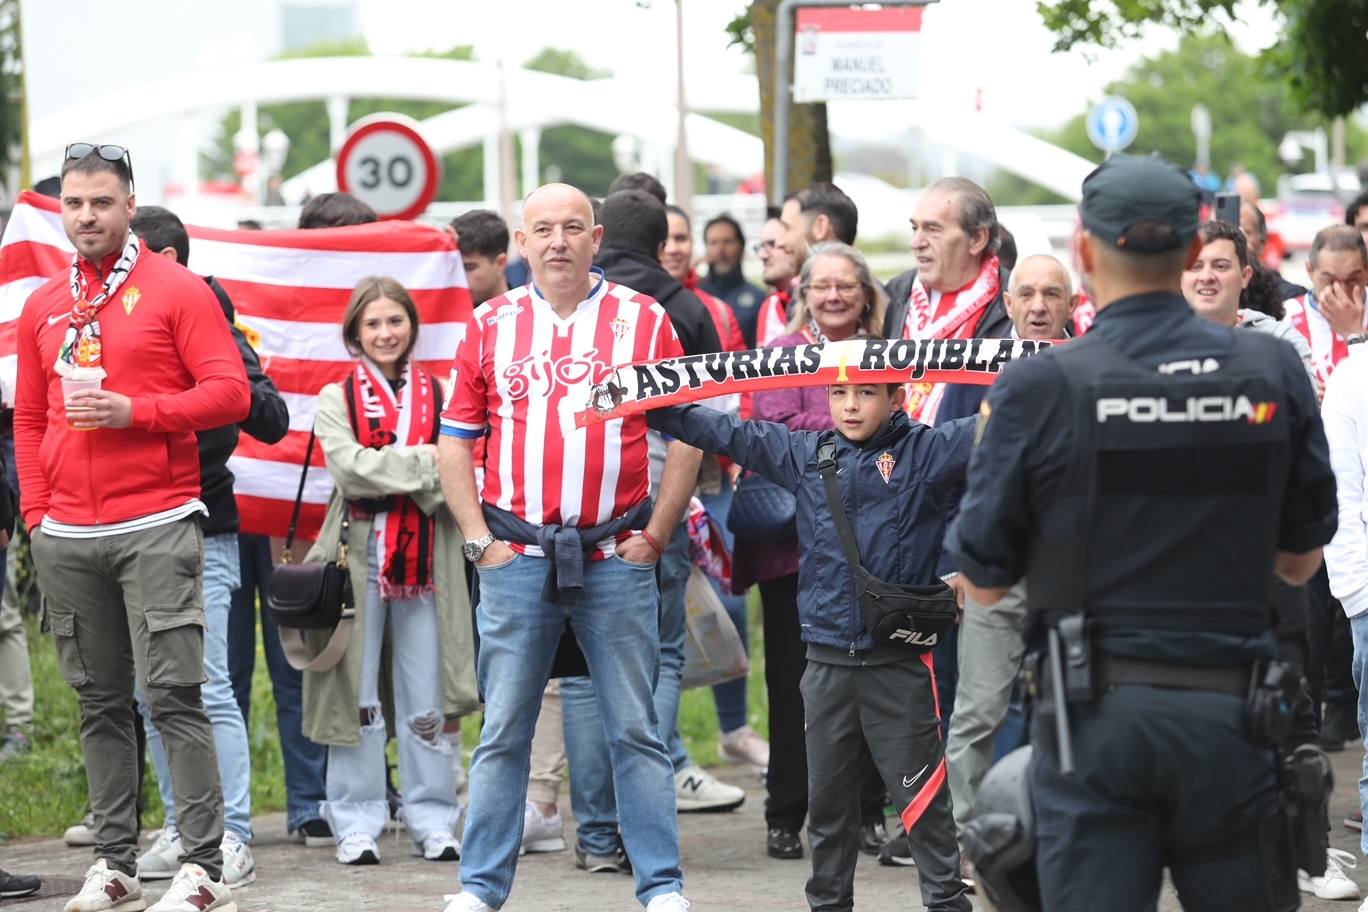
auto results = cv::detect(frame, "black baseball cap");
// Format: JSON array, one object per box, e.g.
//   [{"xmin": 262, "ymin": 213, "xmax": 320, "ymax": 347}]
[{"xmin": 1080, "ymin": 153, "xmax": 1201, "ymax": 253}]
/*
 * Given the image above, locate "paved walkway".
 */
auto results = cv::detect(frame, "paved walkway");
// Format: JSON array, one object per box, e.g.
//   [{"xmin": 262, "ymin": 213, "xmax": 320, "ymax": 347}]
[{"xmin": 3, "ymin": 755, "xmax": 1366, "ymax": 911}]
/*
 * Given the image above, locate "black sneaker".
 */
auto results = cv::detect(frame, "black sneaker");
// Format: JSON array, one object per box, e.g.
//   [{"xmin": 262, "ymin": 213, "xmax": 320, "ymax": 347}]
[
  {"xmin": 767, "ymin": 827, "xmax": 803, "ymax": 859},
  {"xmin": 878, "ymin": 833, "xmax": 916, "ymax": 867},
  {"xmin": 294, "ymin": 818, "xmax": 334, "ymax": 847},
  {"xmin": 1346, "ymin": 810, "xmax": 1363, "ymax": 832},
  {"xmin": 575, "ymin": 842, "xmax": 632, "ymax": 874},
  {"xmin": 0, "ymin": 867, "xmax": 41, "ymax": 898},
  {"xmin": 1323, "ymin": 704, "xmax": 1361, "ymax": 745},
  {"xmin": 859, "ymin": 820, "xmax": 888, "ymax": 855}
]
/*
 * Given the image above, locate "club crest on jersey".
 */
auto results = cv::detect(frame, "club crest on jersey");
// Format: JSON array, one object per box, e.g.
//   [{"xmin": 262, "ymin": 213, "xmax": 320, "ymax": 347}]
[
  {"xmin": 609, "ymin": 316, "xmax": 631, "ymax": 341},
  {"xmin": 875, "ymin": 451, "xmax": 896, "ymax": 483},
  {"xmin": 121, "ymin": 287, "xmax": 141, "ymax": 316}
]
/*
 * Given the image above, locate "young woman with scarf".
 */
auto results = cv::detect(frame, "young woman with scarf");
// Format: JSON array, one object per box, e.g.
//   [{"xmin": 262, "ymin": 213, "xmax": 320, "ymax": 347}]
[{"xmin": 300, "ymin": 276, "xmax": 478, "ymax": 867}]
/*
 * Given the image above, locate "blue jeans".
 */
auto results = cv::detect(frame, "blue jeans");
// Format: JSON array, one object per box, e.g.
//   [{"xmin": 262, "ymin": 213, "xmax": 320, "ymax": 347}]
[
  {"xmin": 699, "ymin": 488, "xmax": 750, "ymax": 734},
  {"xmin": 324, "ymin": 552, "xmax": 458, "ymax": 843},
  {"xmin": 1351, "ymin": 613, "xmax": 1368, "ymax": 855},
  {"xmin": 461, "ymin": 552, "xmax": 682, "ymax": 908},
  {"xmin": 139, "ymin": 534, "xmax": 252, "ymax": 840},
  {"xmin": 560, "ymin": 524, "xmax": 690, "ymax": 859},
  {"xmin": 226, "ymin": 533, "xmax": 327, "ymax": 831}
]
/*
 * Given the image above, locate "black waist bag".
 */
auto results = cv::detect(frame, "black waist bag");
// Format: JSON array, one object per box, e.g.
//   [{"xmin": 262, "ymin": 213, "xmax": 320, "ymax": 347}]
[{"xmin": 818, "ymin": 439, "xmax": 958, "ymax": 652}]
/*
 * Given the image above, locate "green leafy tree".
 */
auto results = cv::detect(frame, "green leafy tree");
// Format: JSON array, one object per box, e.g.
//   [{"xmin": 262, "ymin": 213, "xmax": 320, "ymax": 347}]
[
  {"xmin": 1037, "ymin": 0, "xmax": 1368, "ymax": 117},
  {"xmin": 987, "ymin": 31, "xmax": 1368, "ymax": 205},
  {"xmin": 203, "ymin": 42, "xmax": 485, "ymax": 201},
  {"xmin": 204, "ymin": 43, "xmax": 629, "ymax": 202},
  {"xmin": 521, "ymin": 48, "xmax": 620, "ymax": 195},
  {"xmin": 0, "ymin": 0, "xmax": 22, "ymax": 189}
]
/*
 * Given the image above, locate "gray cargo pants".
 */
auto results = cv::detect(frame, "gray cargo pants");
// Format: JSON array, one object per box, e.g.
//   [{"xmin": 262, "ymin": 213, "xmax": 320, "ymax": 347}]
[
  {"xmin": 802, "ymin": 656, "xmax": 970, "ymax": 912},
  {"xmin": 946, "ymin": 581, "xmax": 1027, "ymax": 832},
  {"xmin": 32, "ymin": 516, "xmax": 224, "ymax": 880}
]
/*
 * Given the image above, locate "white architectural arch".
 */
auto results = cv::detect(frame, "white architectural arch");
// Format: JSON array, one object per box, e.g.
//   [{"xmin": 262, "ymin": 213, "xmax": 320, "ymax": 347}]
[{"xmin": 31, "ymin": 56, "xmax": 1097, "ymax": 204}]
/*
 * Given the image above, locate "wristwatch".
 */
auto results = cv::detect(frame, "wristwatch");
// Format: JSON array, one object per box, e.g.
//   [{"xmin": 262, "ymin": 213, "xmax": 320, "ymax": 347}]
[
  {"xmin": 1347, "ymin": 332, "xmax": 1367, "ymax": 346},
  {"xmin": 463, "ymin": 533, "xmax": 496, "ymax": 562}
]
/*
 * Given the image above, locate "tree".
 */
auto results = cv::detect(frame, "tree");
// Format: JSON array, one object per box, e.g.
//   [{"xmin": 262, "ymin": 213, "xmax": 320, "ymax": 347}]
[
  {"xmin": 986, "ymin": 30, "xmax": 1368, "ymax": 205},
  {"xmin": 203, "ymin": 44, "xmax": 625, "ymax": 201},
  {"xmin": 0, "ymin": 0, "xmax": 22, "ymax": 189},
  {"xmin": 1037, "ymin": 0, "xmax": 1368, "ymax": 118},
  {"xmin": 727, "ymin": 2, "xmax": 833, "ymax": 197},
  {"xmin": 203, "ymin": 41, "xmax": 486, "ymax": 201},
  {"xmin": 521, "ymin": 48, "xmax": 621, "ymax": 195}
]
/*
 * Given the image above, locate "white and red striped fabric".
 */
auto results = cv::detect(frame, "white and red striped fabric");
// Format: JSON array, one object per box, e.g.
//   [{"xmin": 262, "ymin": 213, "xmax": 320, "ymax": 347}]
[
  {"xmin": 1284, "ymin": 293, "xmax": 1350, "ymax": 385},
  {"xmin": 755, "ymin": 288, "xmax": 792, "ymax": 347},
  {"xmin": 0, "ymin": 190, "xmax": 472, "ymax": 538},
  {"xmin": 441, "ymin": 275, "xmax": 683, "ymax": 558}
]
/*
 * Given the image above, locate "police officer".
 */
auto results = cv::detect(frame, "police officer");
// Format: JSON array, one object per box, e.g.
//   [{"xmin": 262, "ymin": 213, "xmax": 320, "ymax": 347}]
[{"xmin": 946, "ymin": 154, "xmax": 1338, "ymax": 911}]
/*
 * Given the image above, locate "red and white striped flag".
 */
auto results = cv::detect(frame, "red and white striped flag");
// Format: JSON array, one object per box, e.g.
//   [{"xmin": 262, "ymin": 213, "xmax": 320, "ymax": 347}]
[{"xmin": 0, "ymin": 190, "xmax": 472, "ymax": 538}]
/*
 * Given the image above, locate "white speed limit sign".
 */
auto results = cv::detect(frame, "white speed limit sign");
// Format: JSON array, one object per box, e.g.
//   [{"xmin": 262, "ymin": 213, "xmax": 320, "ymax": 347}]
[{"xmin": 335, "ymin": 114, "xmax": 441, "ymax": 221}]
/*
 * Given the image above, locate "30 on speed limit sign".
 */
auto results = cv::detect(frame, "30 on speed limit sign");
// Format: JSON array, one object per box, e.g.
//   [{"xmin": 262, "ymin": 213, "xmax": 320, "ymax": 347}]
[{"xmin": 336, "ymin": 114, "xmax": 441, "ymax": 221}]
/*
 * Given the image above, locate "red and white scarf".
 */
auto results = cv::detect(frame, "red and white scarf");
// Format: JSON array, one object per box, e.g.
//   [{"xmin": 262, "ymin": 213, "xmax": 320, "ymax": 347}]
[
  {"xmin": 347, "ymin": 358, "xmax": 440, "ymax": 600},
  {"xmin": 56, "ymin": 232, "xmax": 141, "ymax": 378},
  {"xmin": 902, "ymin": 255, "xmax": 1001, "ymax": 424},
  {"xmin": 1286, "ymin": 292, "xmax": 1349, "ymax": 385}
]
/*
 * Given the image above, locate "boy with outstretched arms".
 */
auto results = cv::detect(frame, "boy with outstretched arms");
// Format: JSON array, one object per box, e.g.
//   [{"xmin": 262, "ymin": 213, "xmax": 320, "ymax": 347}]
[{"xmin": 648, "ymin": 384, "xmax": 974, "ymax": 912}]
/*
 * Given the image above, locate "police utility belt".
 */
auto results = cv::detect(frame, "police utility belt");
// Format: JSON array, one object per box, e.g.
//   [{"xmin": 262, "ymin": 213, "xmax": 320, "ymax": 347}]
[
  {"xmin": 1026, "ymin": 617, "xmax": 1300, "ymax": 744},
  {"xmin": 816, "ymin": 438, "xmax": 958, "ymax": 652}
]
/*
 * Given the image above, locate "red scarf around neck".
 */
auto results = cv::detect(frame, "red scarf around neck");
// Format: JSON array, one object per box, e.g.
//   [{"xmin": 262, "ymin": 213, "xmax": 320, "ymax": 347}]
[{"xmin": 347, "ymin": 359, "xmax": 440, "ymax": 600}]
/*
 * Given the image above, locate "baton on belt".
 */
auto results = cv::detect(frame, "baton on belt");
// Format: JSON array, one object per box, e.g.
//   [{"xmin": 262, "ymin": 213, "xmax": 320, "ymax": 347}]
[{"xmin": 1047, "ymin": 627, "xmax": 1075, "ymax": 776}]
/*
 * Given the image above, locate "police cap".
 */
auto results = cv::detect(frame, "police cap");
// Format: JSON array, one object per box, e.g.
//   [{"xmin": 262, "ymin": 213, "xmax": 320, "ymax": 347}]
[{"xmin": 1080, "ymin": 153, "xmax": 1201, "ymax": 253}]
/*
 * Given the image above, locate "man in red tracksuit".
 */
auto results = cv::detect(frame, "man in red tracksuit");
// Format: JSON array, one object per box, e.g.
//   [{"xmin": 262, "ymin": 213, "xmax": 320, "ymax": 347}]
[{"xmin": 15, "ymin": 145, "xmax": 249, "ymax": 912}]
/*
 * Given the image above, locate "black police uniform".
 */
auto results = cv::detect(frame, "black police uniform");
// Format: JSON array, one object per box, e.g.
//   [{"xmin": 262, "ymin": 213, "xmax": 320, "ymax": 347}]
[{"xmin": 946, "ymin": 291, "xmax": 1338, "ymax": 911}]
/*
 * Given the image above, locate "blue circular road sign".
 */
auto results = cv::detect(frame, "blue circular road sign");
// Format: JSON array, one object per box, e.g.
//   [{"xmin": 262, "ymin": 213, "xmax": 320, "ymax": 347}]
[{"xmin": 1087, "ymin": 96, "xmax": 1139, "ymax": 154}]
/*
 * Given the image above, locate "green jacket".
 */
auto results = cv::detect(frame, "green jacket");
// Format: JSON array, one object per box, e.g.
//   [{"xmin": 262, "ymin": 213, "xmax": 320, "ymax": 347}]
[{"xmin": 300, "ymin": 381, "xmax": 479, "ymax": 748}]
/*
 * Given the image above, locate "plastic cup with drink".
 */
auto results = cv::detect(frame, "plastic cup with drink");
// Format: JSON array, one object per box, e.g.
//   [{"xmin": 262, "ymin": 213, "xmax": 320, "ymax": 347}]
[{"xmin": 62, "ymin": 376, "xmax": 102, "ymax": 430}]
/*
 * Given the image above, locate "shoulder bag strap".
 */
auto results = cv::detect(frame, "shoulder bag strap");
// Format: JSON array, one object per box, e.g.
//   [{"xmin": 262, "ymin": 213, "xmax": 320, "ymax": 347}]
[
  {"xmin": 816, "ymin": 437, "xmax": 864, "ymax": 570},
  {"xmin": 282, "ymin": 426, "xmax": 317, "ymax": 563},
  {"xmin": 278, "ymin": 615, "xmax": 354, "ymax": 673}
]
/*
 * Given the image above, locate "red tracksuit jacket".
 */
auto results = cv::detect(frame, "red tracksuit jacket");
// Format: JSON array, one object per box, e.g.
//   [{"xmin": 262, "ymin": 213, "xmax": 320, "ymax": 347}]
[{"xmin": 15, "ymin": 242, "xmax": 250, "ymax": 529}]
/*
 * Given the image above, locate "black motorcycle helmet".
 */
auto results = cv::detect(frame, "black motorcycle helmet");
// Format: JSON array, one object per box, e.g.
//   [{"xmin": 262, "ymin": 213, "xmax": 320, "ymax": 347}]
[{"xmin": 960, "ymin": 746, "xmax": 1042, "ymax": 912}]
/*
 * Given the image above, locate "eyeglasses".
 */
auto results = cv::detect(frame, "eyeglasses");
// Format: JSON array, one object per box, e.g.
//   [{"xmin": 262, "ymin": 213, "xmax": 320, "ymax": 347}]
[
  {"xmin": 809, "ymin": 282, "xmax": 863, "ymax": 297},
  {"xmin": 64, "ymin": 143, "xmax": 134, "ymax": 192},
  {"xmin": 752, "ymin": 239, "xmax": 779, "ymax": 255}
]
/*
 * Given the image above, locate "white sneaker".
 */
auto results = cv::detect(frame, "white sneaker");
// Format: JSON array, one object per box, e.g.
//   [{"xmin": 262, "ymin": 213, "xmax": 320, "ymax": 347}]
[
  {"xmin": 442, "ymin": 891, "xmax": 494, "ymax": 912},
  {"xmin": 219, "ymin": 832, "xmax": 256, "ymax": 887},
  {"xmin": 646, "ymin": 892, "xmax": 690, "ymax": 912},
  {"xmin": 1299, "ymin": 847, "xmax": 1360, "ymax": 900},
  {"xmin": 336, "ymin": 832, "xmax": 381, "ymax": 865},
  {"xmin": 520, "ymin": 801, "xmax": 567, "ymax": 854},
  {"xmin": 416, "ymin": 830, "xmax": 461, "ymax": 861},
  {"xmin": 136, "ymin": 827, "xmax": 183, "ymax": 881},
  {"xmin": 62, "ymin": 860, "xmax": 146, "ymax": 912},
  {"xmin": 145, "ymin": 864, "xmax": 234, "ymax": 912},
  {"xmin": 719, "ymin": 726, "xmax": 770, "ymax": 776},
  {"xmin": 64, "ymin": 812, "xmax": 98, "ymax": 848},
  {"xmin": 675, "ymin": 766, "xmax": 745, "ymax": 813}
]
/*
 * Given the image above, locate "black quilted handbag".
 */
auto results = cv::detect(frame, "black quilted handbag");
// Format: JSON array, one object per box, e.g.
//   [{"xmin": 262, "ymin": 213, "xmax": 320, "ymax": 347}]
[
  {"xmin": 727, "ymin": 471, "xmax": 797, "ymax": 541},
  {"xmin": 266, "ymin": 427, "xmax": 355, "ymax": 671}
]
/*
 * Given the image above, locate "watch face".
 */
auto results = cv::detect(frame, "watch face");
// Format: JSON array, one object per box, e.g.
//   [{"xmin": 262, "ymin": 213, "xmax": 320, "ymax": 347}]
[{"xmin": 463, "ymin": 542, "xmax": 481, "ymax": 560}]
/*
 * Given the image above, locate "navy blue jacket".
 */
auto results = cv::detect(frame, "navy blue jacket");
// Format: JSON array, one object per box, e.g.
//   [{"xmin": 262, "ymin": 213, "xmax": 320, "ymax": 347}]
[{"xmin": 650, "ymin": 405, "xmax": 976, "ymax": 652}]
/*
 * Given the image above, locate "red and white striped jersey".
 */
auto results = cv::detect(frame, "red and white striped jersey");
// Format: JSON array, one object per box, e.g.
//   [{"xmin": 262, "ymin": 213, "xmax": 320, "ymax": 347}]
[
  {"xmin": 441, "ymin": 270, "xmax": 683, "ymax": 555},
  {"xmin": 756, "ymin": 286, "xmax": 793, "ymax": 346},
  {"xmin": 1285, "ymin": 293, "xmax": 1350, "ymax": 385}
]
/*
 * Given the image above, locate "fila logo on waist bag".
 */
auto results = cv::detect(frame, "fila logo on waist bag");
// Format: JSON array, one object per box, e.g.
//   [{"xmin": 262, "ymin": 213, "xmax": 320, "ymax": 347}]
[{"xmin": 889, "ymin": 628, "xmax": 938, "ymax": 647}]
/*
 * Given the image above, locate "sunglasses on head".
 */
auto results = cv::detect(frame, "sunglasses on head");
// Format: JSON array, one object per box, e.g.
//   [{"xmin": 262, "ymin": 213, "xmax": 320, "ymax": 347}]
[{"xmin": 64, "ymin": 143, "xmax": 134, "ymax": 191}]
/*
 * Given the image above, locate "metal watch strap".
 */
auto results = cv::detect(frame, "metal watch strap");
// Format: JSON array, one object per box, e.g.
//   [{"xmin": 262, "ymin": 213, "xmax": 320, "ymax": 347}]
[{"xmin": 465, "ymin": 533, "xmax": 495, "ymax": 559}]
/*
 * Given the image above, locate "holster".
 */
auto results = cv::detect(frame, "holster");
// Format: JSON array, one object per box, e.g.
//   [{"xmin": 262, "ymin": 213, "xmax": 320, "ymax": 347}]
[{"xmin": 1280, "ymin": 743, "xmax": 1332, "ymax": 878}]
